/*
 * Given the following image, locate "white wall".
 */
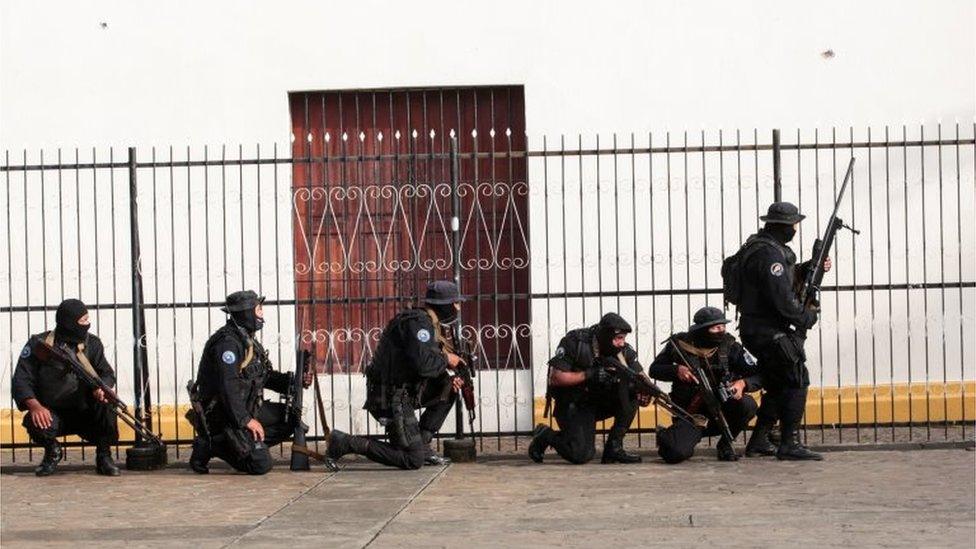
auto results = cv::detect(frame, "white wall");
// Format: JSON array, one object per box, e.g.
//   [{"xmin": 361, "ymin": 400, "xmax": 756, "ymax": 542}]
[{"xmin": 2, "ymin": 0, "xmax": 974, "ymax": 149}]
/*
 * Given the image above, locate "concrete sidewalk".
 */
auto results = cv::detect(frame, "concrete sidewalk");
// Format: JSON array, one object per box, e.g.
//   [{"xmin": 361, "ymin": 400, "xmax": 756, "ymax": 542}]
[{"xmin": 2, "ymin": 449, "xmax": 974, "ymax": 548}]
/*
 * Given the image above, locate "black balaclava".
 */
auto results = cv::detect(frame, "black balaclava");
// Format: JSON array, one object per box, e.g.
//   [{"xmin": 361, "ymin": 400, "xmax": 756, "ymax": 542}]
[
  {"xmin": 596, "ymin": 313, "xmax": 631, "ymax": 356},
  {"xmin": 431, "ymin": 303, "xmax": 459, "ymax": 325},
  {"xmin": 231, "ymin": 308, "xmax": 264, "ymax": 335},
  {"xmin": 55, "ymin": 299, "xmax": 90, "ymax": 344},
  {"xmin": 692, "ymin": 328, "xmax": 726, "ymax": 349},
  {"xmin": 764, "ymin": 222, "xmax": 796, "ymax": 244}
]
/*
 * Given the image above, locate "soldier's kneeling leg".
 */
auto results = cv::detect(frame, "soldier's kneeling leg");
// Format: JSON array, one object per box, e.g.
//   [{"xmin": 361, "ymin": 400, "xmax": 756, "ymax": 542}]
[
  {"xmin": 657, "ymin": 420, "xmax": 702, "ymax": 464},
  {"xmin": 551, "ymin": 404, "xmax": 597, "ymax": 465}
]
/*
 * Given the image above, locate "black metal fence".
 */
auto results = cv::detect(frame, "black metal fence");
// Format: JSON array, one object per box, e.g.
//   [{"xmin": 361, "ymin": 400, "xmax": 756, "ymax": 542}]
[{"xmin": 2, "ymin": 124, "xmax": 974, "ymax": 461}]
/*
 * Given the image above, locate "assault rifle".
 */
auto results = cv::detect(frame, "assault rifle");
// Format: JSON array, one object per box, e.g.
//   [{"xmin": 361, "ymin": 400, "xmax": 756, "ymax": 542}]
[
  {"xmin": 601, "ymin": 357, "xmax": 708, "ymax": 429},
  {"xmin": 32, "ymin": 340, "xmax": 168, "ymax": 460},
  {"xmin": 440, "ymin": 325, "xmax": 478, "ymax": 430},
  {"xmin": 288, "ymin": 348, "xmax": 338, "ymax": 472},
  {"xmin": 798, "ymin": 157, "xmax": 860, "ymax": 324},
  {"xmin": 667, "ymin": 339, "xmax": 736, "ymax": 444}
]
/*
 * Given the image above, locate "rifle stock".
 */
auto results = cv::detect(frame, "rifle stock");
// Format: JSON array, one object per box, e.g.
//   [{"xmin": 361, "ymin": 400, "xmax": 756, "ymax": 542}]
[
  {"xmin": 603, "ymin": 358, "xmax": 708, "ymax": 429},
  {"xmin": 289, "ymin": 348, "xmax": 311, "ymax": 471}
]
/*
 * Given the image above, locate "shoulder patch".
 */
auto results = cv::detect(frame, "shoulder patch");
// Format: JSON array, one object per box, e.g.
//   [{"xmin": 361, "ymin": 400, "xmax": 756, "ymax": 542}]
[
  {"xmin": 416, "ymin": 329, "xmax": 431, "ymax": 343},
  {"xmin": 555, "ymin": 346, "xmax": 565, "ymax": 356},
  {"xmin": 743, "ymin": 349, "xmax": 757, "ymax": 366},
  {"xmin": 221, "ymin": 350, "xmax": 238, "ymax": 365},
  {"xmin": 20, "ymin": 345, "xmax": 31, "ymax": 359},
  {"xmin": 770, "ymin": 262, "xmax": 784, "ymax": 277}
]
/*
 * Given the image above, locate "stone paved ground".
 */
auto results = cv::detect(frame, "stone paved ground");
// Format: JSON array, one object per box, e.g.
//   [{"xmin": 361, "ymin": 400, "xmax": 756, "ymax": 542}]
[{"xmin": 1, "ymin": 448, "xmax": 973, "ymax": 548}]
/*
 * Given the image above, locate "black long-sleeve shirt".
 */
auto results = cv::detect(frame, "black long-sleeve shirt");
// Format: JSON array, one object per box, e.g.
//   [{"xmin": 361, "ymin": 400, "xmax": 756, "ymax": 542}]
[{"xmin": 738, "ymin": 229, "xmax": 818, "ymax": 337}]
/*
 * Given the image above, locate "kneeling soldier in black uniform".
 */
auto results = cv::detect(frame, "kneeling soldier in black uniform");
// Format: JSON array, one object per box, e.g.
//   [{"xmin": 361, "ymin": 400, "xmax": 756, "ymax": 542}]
[
  {"xmin": 325, "ymin": 281, "xmax": 465, "ymax": 469},
  {"xmin": 528, "ymin": 313, "xmax": 647, "ymax": 465},
  {"xmin": 12, "ymin": 299, "xmax": 121, "ymax": 476},
  {"xmin": 188, "ymin": 290, "xmax": 308, "ymax": 474},
  {"xmin": 649, "ymin": 306, "xmax": 761, "ymax": 463}
]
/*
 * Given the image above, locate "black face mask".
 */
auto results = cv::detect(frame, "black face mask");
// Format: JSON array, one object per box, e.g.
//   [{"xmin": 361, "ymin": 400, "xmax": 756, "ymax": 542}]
[
  {"xmin": 596, "ymin": 329, "xmax": 621, "ymax": 356},
  {"xmin": 231, "ymin": 309, "xmax": 264, "ymax": 334},
  {"xmin": 692, "ymin": 330, "xmax": 725, "ymax": 348},
  {"xmin": 765, "ymin": 223, "xmax": 797, "ymax": 244},
  {"xmin": 431, "ymin": 303, "xmax": 459, "ymax": 325},
  {"xmin": 55, "ymin": 299, "xmax": 90, "ymax": 344}
]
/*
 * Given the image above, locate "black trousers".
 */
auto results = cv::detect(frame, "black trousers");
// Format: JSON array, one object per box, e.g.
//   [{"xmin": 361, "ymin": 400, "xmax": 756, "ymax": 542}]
[
  {"xmin": 363, "ymin": 390, "xmax": 456, "ymax": 470},
  {"xmin": 548, "ymin": 381, "xmax": 638, "ymax": 465},
  {"xmin": 657, "ymin": 395, "xmax": 758, "ymax": 464},
  {"xmin": 211, "ymin": 401, "xmax": 293, "ymax": 475},
  {"xmin": 24, "ymin": 401, "xmax": 119, "ymax": 450},
  {"xmin": 742, "ymin": 331, "xmax": 810, "ymax": 432}
]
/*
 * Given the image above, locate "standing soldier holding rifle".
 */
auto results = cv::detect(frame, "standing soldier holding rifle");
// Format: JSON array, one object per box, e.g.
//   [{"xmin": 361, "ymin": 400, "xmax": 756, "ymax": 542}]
[
  {"xmin": 727, "ymin": 188, "xmax": 850, "ymax": 460},
  {"xmin": 12, "ymin": 299, "xmax": 121, "ymax": 476},
  {"xmin": 325, "ymin": 281, "xmax": 467, "ymax": 469}
]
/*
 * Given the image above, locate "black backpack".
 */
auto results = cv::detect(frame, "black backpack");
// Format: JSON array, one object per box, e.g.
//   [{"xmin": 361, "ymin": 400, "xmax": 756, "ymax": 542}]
[{"xmin": 721, "ymin": 234, "xmax": 780, "ymax": 307}]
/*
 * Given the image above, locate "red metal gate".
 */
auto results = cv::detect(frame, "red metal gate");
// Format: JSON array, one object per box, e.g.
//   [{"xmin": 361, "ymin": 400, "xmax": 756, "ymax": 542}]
[{"xmin": 289, "ymin": 86, "xmax": 530, "ymax": 374}]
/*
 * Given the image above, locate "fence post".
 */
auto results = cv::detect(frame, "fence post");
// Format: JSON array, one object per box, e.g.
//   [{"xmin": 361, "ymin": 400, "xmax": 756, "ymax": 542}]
[
  {"xmin": 772, "ymin": 128, "xmax": 782, "ymax": 202},
  {"xmin": 449, "ymin": 137, "xmax": 464, "ymax": 437},
  {"xmin": 127, "ymin": 147, "xmax": 152, "ymax": 441},
  {"xmin": 443, "ymin": 136, "xmax": 477, "ymax": 461}
]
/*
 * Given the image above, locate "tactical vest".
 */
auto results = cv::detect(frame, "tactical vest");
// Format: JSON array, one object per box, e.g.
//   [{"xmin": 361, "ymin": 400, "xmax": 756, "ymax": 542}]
[
  {"xmin": 364, "ymin": 308, "xmax": 443, "ymax": 416},
  {"xmin": 197, "ymin": 324, "xmax": 270, "ymax": 423},
  {"xmin": 666, "ymin": 333, "xmax": 733, "ymax": 407}
]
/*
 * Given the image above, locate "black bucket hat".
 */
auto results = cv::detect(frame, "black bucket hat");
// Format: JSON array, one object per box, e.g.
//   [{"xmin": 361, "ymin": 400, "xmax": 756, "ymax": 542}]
[
  {"xmin": 760, "ymin": 201, "xmax": 806, "ymax": 225},
  {"xmin": 221, "ymin": 290, "xmax": 265, "ymax": 313},
  {"xmin": 424, "ymin": 280, "xmax": 468, "ymax": 305},
  {"xmin": 688, "ymin": 306, "xmax": 730, "ymax": 332}
]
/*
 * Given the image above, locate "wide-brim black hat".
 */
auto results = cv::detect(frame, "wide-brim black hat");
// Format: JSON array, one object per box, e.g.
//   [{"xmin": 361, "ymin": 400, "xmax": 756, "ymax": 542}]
[
  {"xmin": 221, "ymin": 290, "xmax": 265, "ymax": 313},
  {"xmin": 688, "ymin": 306, "xmax": 730, "ymax": 332},
  {"xmin": 424, "ymin": 280, "xmax": 469, "ymax": 305},
  {"xmin": 760, "ymin": 201, "xmax": 806, "ymax": 225}
]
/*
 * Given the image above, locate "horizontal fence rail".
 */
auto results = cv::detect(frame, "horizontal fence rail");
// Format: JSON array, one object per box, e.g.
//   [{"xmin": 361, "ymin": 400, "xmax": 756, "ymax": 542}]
[{"xmin": 2, "ymin": 123, "xmax": 974, "ymax": 461}]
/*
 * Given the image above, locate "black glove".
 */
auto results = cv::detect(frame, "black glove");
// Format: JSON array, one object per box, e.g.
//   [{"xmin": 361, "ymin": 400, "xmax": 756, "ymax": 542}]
[{"xmin": 585, "ymin": 365, "xmax": 610, "ymax": 386}]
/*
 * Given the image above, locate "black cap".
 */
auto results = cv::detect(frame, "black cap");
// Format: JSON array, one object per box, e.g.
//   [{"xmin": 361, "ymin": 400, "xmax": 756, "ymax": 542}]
[
  {"xmin": 221, "ymin": 290, "xmax": 265, "ymax": 313},
  {"xmin": 424, "ymin": 280, "xmax": 468, "ymax": 305},
  {"xmin": 760, "ymin": 201, "xmax": 806, "ymax": 225},
  {"xmin": 688, "ymin": 306, "xmax": 730, "ymax": 332},
  {"xmin": 598, "ymin": 312, "xmax": 632, "ymax": 335}
]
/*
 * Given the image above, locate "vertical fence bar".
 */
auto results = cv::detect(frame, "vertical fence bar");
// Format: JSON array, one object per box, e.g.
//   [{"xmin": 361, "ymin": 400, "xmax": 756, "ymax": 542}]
[{"xmin": 773, "ymin": 128, "xmax": 782, "ymax": 202}]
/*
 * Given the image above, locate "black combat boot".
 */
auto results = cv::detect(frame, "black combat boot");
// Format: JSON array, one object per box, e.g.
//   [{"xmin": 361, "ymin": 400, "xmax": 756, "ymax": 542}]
[
  {"xmin": 745, "ymin": 420, "xmax": 778, "ymax": 457},
  {"xmin": 327, "ymin": 430, "xmax": 370, "ymax": 461},
  {"xmin": 420, "ymin": 430, "xmax": 450, "ymax": 466},
  {"xmin": 716, "ymin": 437, "xmax": 740, "ymax": 462},
  {"xmin": 95, "ymin": 446, "xmax": 121, "ymax": 476},
  {"xmin": 776, "ymin": 426, "xmax": 823, "ymax": 461},
  {"xmin": 189, "ymin": 437, "xmax": 211, "ymax": 474},
  {"xmin": 601, "ymin": 439, "xmax": 642, "ymax": 464},
  {"xmin": 35, "ymin": 441, "xmax": 63, "ymax": 477},
  {"xmin": 528, "ymin": 423, "xmax": 552, "ymax": 463}
]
